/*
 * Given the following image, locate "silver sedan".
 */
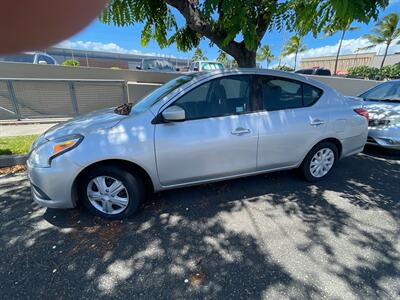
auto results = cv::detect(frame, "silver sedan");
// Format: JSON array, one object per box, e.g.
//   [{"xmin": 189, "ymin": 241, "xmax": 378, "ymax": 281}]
[
  {"xmin": 27, "ymin": 69, "xmax": 368, "ymax": 219},
  {"xmin": 359, "ymin": 80, "xmax": 400, "ymax": 150}
]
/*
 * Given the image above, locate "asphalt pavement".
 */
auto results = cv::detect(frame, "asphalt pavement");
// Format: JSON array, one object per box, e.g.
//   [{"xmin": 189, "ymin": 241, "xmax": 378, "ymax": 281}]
[{"xmin": 1, "ymin": 146, "xmax": 399, "ymax": 299}]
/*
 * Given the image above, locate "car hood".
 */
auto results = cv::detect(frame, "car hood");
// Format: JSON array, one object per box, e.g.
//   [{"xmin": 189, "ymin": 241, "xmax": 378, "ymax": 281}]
[
  {"xmin": 44, "ymin": 108, "xmax": 127, "ymax": 140},
  {"xmin": 362, "ymin": 100, "xmax": 400, "ymax": 124}
]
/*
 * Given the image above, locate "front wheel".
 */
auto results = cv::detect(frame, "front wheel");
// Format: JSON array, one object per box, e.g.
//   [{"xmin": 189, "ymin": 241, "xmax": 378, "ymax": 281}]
[
  {"xmin": 301, "ymin": 142, "xmax": 338, "ymax": 182},
  {"xmin": 80, "ymin": 166, "xmax": 145, "ymax": 219}
]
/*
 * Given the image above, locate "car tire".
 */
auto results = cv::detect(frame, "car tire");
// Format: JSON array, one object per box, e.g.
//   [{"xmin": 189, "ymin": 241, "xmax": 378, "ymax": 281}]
[
  {"xmin": 80, "ymin": 165, "xmax": 145, "ymax": 219},
  {"xmin": 301, "ymin": 142, "xmax": 338, "ymax": 182}
]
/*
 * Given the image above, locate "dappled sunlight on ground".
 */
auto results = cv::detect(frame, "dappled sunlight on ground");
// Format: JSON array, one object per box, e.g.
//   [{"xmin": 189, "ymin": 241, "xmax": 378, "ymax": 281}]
[{"xmin": 0, "ymin": 149, "xmax": 399, "ymax": 298}]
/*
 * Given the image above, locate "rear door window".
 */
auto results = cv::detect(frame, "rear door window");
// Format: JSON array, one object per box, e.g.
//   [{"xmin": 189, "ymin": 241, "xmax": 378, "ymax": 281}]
[
  {"xmin": 303, "ymin": 83, "xmax": 323, "ymax": 106},
  {"xmin": 259, "ymin": 76, "xmax": 323, "ymax": 110}
]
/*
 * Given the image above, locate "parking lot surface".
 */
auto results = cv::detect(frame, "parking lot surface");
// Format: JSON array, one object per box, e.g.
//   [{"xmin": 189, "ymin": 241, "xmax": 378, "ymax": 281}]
[{"xmin": 1, "ymin": 147, "xmax": 399, "ymax": 299}]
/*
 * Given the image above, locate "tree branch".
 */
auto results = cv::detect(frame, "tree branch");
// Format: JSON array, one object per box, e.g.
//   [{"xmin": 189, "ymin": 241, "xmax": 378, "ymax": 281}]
[
  {"xmin": 255, "ymin": 1, "xmax": 277, "ymax": 40},
  {"xmin": 164, "ymin": 0, "xmax": 243, "ymax": 58}
]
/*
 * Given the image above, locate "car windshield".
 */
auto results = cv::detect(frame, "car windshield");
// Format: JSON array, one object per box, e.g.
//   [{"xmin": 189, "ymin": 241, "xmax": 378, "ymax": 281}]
[
  {"xmin": 2, "ymin": 54, "xmax": 35, "ymax": 63},
  {"xmin": 360, "ymin": 81, "xmax": 400, "ymax": 102},
  {"xmin": 132, "ymin": 75, "xmax": 194, "ymax": 114},
  {"xmin": 201, "ymin": 62, "xmax": 224, "ymax": 70}
]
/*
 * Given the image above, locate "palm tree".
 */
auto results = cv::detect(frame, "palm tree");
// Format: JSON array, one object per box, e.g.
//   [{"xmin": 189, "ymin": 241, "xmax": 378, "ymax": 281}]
[
  {"xmin": 282, "ymin": 36, "xmax": 306, "ymax": 70},
  {"xmin": 324, "ymin": 21, "xmax": 360, "ymax": 75},
  {"xmin": 216, "ymin": 50, "xmax": 228, "ymax": 65},
  {"xmin": 360, "ymin": 12, "xmax": 400, "ymax": 69},
  {"xmin": 191, "ymin": 47, "xmax": 208, "ymax": 61},
  {"xmin": 257, "ymin": 45, "xmax": 275, "ymax": 69}
]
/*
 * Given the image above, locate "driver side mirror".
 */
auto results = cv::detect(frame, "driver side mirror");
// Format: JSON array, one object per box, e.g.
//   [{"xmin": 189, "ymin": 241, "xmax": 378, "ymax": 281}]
[{"xmin": 162, "ymin": 105, "xmax": 185, "ymax": 122}]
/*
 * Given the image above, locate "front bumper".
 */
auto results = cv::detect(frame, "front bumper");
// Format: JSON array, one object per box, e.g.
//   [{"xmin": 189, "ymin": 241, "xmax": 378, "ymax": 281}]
[{"xmin": 27, "ymin": 157, "xmax": 82, "ymax": 209}]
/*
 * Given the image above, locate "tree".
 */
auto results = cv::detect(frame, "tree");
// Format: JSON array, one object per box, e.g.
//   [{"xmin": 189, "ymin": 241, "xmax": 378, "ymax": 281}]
[
  {"xmin": 282, "ymin": 36, "xmax": 306, "ymax": 70},
  {"xmin": 192, "ymin": 47, "xmax": 207, "ymax": 61},
  {"xmin": 273, "ymin": 65, "xmax": 294, "ymax": 72},
  {"xmin": 360, "ymin": 12, "xmax": 400, "ymax": 69},
  {"xmin": 62, "ymin": 59, "xmax": 80, "ymax": 67},
  {"xmin": 101, "ymin": 0, "xmax": 389, "ymax": 68},
  {"xmin": 216, "ymin": 50, "xmax": 228, "ymax": 65},
  {"xmin": 324, "ymin": 20, "xmax": 360, "ymax": 75},
  {"xmin": 257, "ymin": 45, "xmax": 275, "ymax": 69}
]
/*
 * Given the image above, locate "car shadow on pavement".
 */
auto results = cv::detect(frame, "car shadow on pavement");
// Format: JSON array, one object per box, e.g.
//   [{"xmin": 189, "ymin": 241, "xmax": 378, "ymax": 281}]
[{"xmin": 1, "ymin": 150, "xmax": 399, "ymax": 299}]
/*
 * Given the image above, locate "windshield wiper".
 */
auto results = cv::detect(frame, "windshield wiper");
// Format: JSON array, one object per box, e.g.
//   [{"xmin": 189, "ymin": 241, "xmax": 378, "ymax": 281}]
[
  {"xmin": 364, "ymin": 98, "xmax": 400, "ymax": 102},
  {"xmin": 381, "ymin": 98, "xmax": 400, "ymax": 102}
]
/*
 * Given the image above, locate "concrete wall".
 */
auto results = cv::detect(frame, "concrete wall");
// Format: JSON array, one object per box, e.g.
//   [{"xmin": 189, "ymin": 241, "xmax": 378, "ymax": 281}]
[
  {"xmin": 308, "ymin": 75, "xmax": 380, "ymax": 96},
  {"xmin": 127, "ymin": 82, "xmax": 162, "ymax": 103},
  {"xmin": 0, "ymin": 61, "xmax": 382, "ymax": 104},
  {"xmin": 0, "ymin": 62, "xmax": 179, "ymax": 83}
]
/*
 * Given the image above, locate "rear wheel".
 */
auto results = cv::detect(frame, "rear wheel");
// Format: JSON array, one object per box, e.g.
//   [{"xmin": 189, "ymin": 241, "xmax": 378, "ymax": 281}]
[
  {"xmin": 301, "ymin": 142, "xmax": 338, "ymax": 182},
  {"xmin": 80, "ymin": 166, "xmax": 145, "ymax": 219}
]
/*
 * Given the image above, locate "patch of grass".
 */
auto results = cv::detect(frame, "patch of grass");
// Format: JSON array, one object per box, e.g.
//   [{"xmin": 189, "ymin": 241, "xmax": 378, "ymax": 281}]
[{"xmin": 0, "ymin": 135, "xmax": 38, "ymax": 155}]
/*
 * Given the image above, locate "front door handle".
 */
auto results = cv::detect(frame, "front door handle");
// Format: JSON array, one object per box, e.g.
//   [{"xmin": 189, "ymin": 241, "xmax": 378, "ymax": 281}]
[
  {"xmin": 231, "ymin": 127, "xmax": 251, "ymax": 136},
  {"xmin": 310, "ymin": 119, "xmax": 325, "ymax": 126}
]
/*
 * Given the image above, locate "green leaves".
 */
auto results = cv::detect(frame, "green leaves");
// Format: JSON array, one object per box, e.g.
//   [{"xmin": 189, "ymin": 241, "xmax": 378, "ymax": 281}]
[
  {"xmin": 282, "ymin": 36, "xmax": 306, "ymax": 57},
  {"xmin": 216, "ymin": 50, "xmax": 229, "ymax": 64},
  {"xmin": 257, "ymin": 44, "xmax": 275, "ymax": 63},
  {"xmin": 168, "ymin": 26, "xmax": 200, "ymax": 52},
  {"xmin": 191, "ymin": 47, "xmax": 208, "ymax": 61},
  {"xmin": 361, "ymin": 13, "xmax": 400, "ymax": 50},
  {"xmin": 100, "ymin": 0, "xmax": 390, "ymax": 67},
  {"xmin": 348, "ymin": 65, "xmax": 380, "ymax": 80}
]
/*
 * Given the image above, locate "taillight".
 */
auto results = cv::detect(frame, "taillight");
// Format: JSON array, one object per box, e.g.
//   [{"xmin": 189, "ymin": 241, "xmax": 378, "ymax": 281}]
[{"xmin": 353, "ymin": 108, "xmax": 369, "ymax": 121}]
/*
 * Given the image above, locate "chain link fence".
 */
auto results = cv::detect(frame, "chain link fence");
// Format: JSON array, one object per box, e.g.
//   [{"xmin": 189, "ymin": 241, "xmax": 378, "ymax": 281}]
[{"xmin": 0, "ymin": 79, "xmax": 127, "ymax": 120}]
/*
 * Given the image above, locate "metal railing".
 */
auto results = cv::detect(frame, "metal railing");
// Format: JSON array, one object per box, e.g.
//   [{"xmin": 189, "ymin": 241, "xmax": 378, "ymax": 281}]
[{"xmin": 0, "ymin": 79, "xmax": 127, "ymax": 120}]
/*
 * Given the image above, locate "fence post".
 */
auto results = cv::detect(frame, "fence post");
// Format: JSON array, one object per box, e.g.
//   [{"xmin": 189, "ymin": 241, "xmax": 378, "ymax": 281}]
[
  {"xmin": 68, "ymin": 81, "xmax": 79, "ymax": 116},
  {"xmin": 6, "ymin": 80, "xmax": 22, "ymax": 121},
  {"xmin": 121, "ymin": 82, "xmax": 128, "ymax": 104}
]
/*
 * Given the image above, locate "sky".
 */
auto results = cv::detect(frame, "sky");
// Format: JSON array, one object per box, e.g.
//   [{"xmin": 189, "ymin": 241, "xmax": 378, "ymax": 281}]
[{"xmin": 56, "ymin": 0, "xmax": 400, "ymax": 68}]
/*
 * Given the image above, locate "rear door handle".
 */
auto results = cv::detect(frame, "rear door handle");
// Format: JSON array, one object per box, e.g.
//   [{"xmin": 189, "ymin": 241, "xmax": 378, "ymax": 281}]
[
  {"xmin": 231, "ymin": 127, "xmax": 251, "ymax": 136},
  {"xmin": 310, "ymin": 119, "xmax": 325, "ymax": 126}
]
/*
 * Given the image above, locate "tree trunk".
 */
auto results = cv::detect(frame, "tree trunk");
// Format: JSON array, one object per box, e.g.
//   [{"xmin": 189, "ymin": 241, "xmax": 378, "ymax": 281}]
[
  {"xmin": 380, "ymin": 42, "xmax": 390, "ymax": 69},
  {"xmin": 266, "ymin": 60, "xmax": 270, "ymax": 69},
  {"xmin": 294, "ymin": 50, "xmax": 298, "ymax": 70},
  {"xmin": 334, "ymin": 29, "xmax": 346, "ymax": 75},
  {"xmin": 233, "ymin": 49, "xmax": 256, "ymax": 68}
]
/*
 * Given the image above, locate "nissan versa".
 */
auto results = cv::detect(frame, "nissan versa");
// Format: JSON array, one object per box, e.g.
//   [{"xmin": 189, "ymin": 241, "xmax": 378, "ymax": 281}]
[{"xmin": 28, "ymin": 69, "xmax": 369, "ymax": 219}]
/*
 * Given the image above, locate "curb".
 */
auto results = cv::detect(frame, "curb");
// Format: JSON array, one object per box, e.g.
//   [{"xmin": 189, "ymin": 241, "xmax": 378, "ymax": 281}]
[
  {"xmin": 0, "ymin": 118, "xmax": 69, "ymax": 126},
  {"xmin": 0, "ymin": 154, "xmax": 28, "ymax": 167}
]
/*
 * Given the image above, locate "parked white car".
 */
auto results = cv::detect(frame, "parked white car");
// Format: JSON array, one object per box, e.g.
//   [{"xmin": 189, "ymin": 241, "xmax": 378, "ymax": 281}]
[
  {"xmin": 28, "ymin": 69, "xmax": 368, "ymax": 219},
  {"xmin": 0, "ymin": 52, "xmax": 57, "ymax": 65},
  {"xmin": 359, "ymin": 80, "xmax": 400, "ymax": 150},
  {"xmin": 190, "ymin": 61, "xmax": 224, "ymax": 71}
]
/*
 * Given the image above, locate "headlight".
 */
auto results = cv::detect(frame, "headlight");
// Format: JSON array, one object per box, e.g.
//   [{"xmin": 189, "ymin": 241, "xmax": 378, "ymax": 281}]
[{"xmin": 29, "ymin": 135, "xmax": 83, "ymax": 168}]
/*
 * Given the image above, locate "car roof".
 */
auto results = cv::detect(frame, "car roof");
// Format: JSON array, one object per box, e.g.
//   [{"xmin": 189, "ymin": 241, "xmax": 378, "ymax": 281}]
[
  {"xmin": 184, "ymin": 68, "xmax": 332, "ymax": 92},
  {"xmin": 193, "ymin": 67, "xmax": 312, "ymax": 80},
  {"xmin": 194, "ymin": 61, "xmax": 224, "ymax": 64}
]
